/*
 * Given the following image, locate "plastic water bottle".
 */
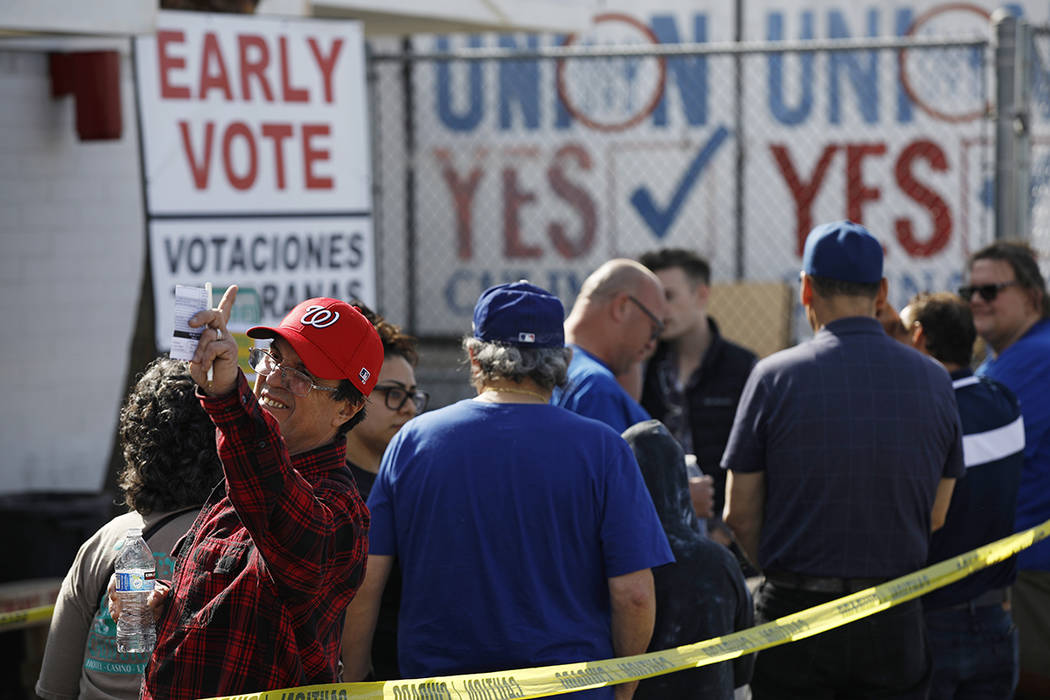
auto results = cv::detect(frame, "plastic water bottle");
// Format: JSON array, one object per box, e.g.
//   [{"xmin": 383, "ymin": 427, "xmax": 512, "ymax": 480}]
[{"xmin": 114, "ymin": 527, "xmax": 157, "ymax": 653}]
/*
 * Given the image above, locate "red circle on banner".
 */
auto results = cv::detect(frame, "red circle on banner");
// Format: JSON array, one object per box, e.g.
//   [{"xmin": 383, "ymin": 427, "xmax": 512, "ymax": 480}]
[
  {"xmin": 555, "ymin": 13, "xmax": 667, "ymax": 133},
  {"xmin": 898, "ymin": 3, "xmax": 992, "ymax": 124}
]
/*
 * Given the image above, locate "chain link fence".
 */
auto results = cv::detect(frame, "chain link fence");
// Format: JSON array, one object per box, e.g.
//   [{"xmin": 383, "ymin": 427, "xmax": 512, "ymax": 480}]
[{"xmin": 365, "ymin": 18, "xmax": 1049, "ymax": 406}]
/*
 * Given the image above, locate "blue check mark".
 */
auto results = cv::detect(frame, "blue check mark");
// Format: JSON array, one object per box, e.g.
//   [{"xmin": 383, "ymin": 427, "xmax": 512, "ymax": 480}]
[{"xmin": 630, "ymin": 125, "xmax": 731, "ymax": 239}]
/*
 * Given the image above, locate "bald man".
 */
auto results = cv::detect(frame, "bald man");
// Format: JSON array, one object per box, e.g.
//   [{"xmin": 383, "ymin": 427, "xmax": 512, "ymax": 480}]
[{"xmin": 552, "ymin": 259, "xmax": 667, "ymax": 433}]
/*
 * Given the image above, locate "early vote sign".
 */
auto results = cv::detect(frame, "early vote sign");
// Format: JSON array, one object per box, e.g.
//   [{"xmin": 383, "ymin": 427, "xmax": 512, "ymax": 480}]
[
  {"xmin": 135, "ymin": 11, "xmax": 375, "ymax": 351},
  {"xmin": 135, "ymin": 11, "xmax": 371, "ymax": 215}
]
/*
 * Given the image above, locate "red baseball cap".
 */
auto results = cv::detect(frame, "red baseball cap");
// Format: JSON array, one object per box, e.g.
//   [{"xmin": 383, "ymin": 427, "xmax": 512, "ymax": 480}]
[{"xmin": 247, "ymin": 298, "xmax": 383, "ymax": 395}]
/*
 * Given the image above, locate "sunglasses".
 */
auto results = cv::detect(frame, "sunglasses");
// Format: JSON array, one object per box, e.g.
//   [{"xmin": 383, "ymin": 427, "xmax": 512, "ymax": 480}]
[{"xmin": 957, "ymin": 281, "xmax": 1020, "ymax": 302}]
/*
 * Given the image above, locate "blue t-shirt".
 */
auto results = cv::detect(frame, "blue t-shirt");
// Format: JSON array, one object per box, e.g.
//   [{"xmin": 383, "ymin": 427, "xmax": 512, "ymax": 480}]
[
  {"xmin": 924, "ymin": 370, "xmax": 1025, "ymax": 610},
  {"xmin": 553, "ymin": 345, "xmax": 651, "ymax": 433},
  {"xmin": 722, "ymin": 317, "xmax": 965, "ymax": 578},
  {"xmin": 978, "ymin": 318, "xmax": 1050, "ymax": 570},
  {"xmin": 368, "ymin": 399, "xmax": 673, "ymax": 686}
]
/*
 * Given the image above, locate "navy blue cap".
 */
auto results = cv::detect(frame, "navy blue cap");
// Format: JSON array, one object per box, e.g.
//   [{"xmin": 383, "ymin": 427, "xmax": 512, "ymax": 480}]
[
  {"xmin": 472, "ymin": 281, "xmax": 565, "ymax": 348},
  {"xmin": 802, "ymin": 220, "xmax": 884, "ymax": 284}
]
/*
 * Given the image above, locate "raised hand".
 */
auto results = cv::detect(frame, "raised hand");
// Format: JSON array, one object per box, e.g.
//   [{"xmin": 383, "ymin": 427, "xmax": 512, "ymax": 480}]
[{"xmin": 188, "ymin": 285, "xmax": 240, "ymax": 396}]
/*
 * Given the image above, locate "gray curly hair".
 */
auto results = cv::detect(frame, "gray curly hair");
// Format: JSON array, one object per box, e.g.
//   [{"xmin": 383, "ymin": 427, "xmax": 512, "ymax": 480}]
[{"xmin": 462, "ymin": 337, "xmax": 573, "ymax": 392}]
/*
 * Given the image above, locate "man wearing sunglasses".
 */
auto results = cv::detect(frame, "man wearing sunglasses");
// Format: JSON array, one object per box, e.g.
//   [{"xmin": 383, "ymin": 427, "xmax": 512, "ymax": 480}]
[
  {"xmin": 964, "ymin": 241, "xmax": 1050, "ymax": 698},
  {"xmin": 131, "ymin": 288, "xmax": 383, "ymax": 699},
  {"xmin": 553, "ymin": 259, "xmax": 667, "ymax": 433}
]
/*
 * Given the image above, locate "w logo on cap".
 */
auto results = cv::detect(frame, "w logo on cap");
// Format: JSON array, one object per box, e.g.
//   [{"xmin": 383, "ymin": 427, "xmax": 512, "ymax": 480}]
[{"xmin": 301, "ymin": 306, "xmax": 340, "ymax": 329}]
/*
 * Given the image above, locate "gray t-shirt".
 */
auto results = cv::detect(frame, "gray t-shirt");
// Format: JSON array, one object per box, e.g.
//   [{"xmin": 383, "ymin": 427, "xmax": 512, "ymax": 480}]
[{"xmin": 36, "ymin": 509, "xmax": 198, "ymax": 700}]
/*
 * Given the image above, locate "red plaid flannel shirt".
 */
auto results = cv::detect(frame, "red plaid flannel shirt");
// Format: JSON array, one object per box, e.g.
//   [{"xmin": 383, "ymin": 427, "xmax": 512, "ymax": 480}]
[{"xmin": 142, "ymin": 372, "xmax": 369, "ymax": 698}]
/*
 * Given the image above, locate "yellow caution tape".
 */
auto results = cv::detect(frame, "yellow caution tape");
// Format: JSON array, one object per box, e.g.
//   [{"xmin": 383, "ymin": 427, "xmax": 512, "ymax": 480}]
[
  {"xmin": 195, "ymin": 518, "xmax": 1050, "ymax": 700},
  {"xmin": 5, "ymin": 519, "xmax": 1046, "ymax": 699},
  {"xmin": 0, "ymin": 604, "xmax": 55, "ymax": 630}
]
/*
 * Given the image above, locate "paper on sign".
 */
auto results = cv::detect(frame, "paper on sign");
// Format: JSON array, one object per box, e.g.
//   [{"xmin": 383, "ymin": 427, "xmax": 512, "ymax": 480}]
[{"xmin": 170, "ymin": 283, "xmax": 212, "ymax": 361}]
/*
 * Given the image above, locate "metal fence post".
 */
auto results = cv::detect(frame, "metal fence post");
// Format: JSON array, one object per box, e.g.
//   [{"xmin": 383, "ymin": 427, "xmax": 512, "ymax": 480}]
[
  {"xmin": 994, "ymin": 10, "xmax": 1032, "ymax": 241},
  {"xmin": 401, "ymin": 38, "xmax": 419, "ymax": 332},
  {"xmin": 733, "ymin": 0, "xmax": 745, "ymax": 281},
  {"xmin": 365, "ymin": 42, "xmax": 384, "ymax": 310}
]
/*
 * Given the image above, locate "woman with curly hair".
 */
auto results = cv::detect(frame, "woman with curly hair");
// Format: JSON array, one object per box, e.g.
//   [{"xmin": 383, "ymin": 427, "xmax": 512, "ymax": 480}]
[{"xmin": 37, "ymin": 358, "xmax": 222, "ymax": 700}]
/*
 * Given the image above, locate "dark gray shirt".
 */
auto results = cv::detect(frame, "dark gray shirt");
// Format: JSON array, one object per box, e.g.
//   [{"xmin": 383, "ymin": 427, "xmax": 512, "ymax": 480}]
[{"xmin": 722, "ymin": 316, "xmax": 964, "ymax": 578}]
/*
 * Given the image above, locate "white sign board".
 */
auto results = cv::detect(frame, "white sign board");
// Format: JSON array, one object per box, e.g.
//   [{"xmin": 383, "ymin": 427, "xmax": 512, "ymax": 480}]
[{"xmin": 135, "ymin": 11, "xmax": 375, "ymax": 349}]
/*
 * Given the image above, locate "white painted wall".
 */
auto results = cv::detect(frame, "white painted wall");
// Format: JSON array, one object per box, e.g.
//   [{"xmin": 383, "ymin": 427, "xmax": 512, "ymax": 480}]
[{"xmin": 0, "ymin": 40, "xmax": 144, "ymax": 493}]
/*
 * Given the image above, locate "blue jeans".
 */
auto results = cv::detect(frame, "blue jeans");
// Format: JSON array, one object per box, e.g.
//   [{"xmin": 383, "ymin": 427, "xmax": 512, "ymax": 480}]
[
  {"xmin": 924, "ymin": 604, "xmax": 1018, "ymax": 700},
  {"xmin": 751, "ymin": 581, "xmax": 931, "ymax": 700}
]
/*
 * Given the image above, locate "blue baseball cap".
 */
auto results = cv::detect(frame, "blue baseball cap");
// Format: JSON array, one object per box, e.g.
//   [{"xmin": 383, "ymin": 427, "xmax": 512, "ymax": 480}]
[
  {"xmin": 802, "ymin": 220, "xmax": 884, "ymax": 284},
  {"xmin": 472, "ymin": 281, "xmax": 565, "ymax": 348}
]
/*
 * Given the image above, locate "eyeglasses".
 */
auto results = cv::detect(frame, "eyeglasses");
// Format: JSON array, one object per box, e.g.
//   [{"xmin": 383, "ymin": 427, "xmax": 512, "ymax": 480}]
[
  {"xmin": 373, "ymin": 384, "xmax": 429, "ymax": 412},
  {"xmin": 248, "ymin": 347, "xmax": 338, "ymax": 398},
  {"xmin": 957, "ymin": 281, "xmax": 1020, "ymax": 302},
  {"xmin": 627, "ymin": 295, "xmax": 665, "ymax": 341}
]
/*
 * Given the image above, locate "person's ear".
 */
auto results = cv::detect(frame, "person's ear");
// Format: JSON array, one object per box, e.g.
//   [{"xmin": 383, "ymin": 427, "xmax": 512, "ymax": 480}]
[
  {"xmin": 1025, "ymin": 287, "xmax": 1043, "ymax": 316},
  {"xmin": 333, "ymin": 398, "xmax": 364, "ymax": 428},
  {"xmin": 695, "ymin": 282, "xmax": 710, "ymax": 308},
  {"xmin": 910, "ymin": 322, "xmax": 926, "ymax": 352},
  {"xmin": 799, "ymin": 273, "xmax": 813, "ymax": 307}
]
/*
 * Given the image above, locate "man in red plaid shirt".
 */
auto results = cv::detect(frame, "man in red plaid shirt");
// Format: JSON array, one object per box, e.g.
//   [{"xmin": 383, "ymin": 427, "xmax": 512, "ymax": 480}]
[{"xmin": 126, "ymin": 286, "xmax": 383, "ymax": 698}]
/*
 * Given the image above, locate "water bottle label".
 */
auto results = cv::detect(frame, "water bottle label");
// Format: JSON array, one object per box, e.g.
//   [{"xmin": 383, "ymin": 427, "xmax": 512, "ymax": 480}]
[{"xmin": 115, "ymin": 570, "xmax": 156, "ymax": 593}]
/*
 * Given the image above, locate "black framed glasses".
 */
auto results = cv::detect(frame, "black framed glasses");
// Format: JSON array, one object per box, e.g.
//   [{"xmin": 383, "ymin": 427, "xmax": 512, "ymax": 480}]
[
  {"xmin": 373, "ymin": 384, "xmax": 429, "ymax": 412},
  {"xmin": 957, "ymin": 281, "xmax": 1020, "ymax": 302},
  {"xmin": 627, "ymin": 295, "xmax": 665, "ymax": 341},
  {"xmin": 248, "ymin": 347, "xmax": 338, "ymax": 398}
]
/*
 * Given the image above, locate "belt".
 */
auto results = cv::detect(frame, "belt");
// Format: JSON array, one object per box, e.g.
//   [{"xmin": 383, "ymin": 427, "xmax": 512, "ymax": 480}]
[
  {"xmin": 764, "ymin": 571, "xmax": 887, "ymax": 594},
  {"xmin": 941, "ymin": 587, "xmax": 1010, "ymax": 612}
]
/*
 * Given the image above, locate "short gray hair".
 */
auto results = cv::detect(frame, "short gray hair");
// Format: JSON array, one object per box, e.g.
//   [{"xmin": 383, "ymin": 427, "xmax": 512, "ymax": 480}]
[{"xmin": 462, "ymin": 337, "xmax": 573, "ymax": 391}]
